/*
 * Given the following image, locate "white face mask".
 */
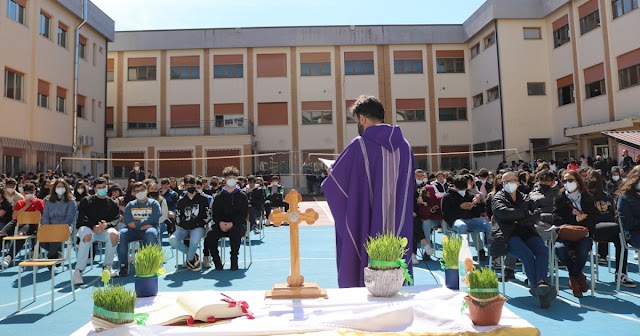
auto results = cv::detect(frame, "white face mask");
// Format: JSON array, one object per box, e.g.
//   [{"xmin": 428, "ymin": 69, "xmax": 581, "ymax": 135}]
[
  {"xmin": 25, "ymin": 194, "xmax": 35, "ymax": 200},
  {"xmin": 77, "ymin": 188, "xmax": 85, "ymax": 194},
  {"xmin": 457, "ymin": 190, "xmax": 466, "ymax": 197},
  {"xmin": 135, "ymin": 191, "xmax": 147, "ymax": 201},
  {"xmin": 226, "ymin": 179, "xmax": 237, "ymax": 188},
  {"xmin": 6, "ymin": 188, "xmax": 15, "ymax": 194},
  {"xmin": 565, "ymin": 181, "xmax": 578, "ymax": 193},
  {"xmin": 612, "ymin": 175, "xmax": 620, "ymax": 182},
  {"xmin": 504, "ymin": 182, "xmax": 518, "ymax": 194},
  {"xmin": 416, "ymin": 179, "xmax": 424, "ymax": 185},
  {"xmin": 18, "ymin": 187, "xmax": 24, "ymax": 193},
  {"xmin": 55, "ymin": 188, "xmax": 66, "ymax": 196}
]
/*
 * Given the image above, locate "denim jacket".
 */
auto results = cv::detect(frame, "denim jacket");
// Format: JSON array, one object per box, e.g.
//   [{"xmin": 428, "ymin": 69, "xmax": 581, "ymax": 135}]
[{"xmin": 42, "ymin": 198, "xmax": 77, "ymax": 226}]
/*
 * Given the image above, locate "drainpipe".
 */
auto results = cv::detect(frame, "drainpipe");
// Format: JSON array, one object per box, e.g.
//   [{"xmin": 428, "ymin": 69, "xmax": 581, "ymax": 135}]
[
  {"xmin": 494, "ymin": 20, "xmax": 507, "ymax": 162},
  {"xmin": 73, "ymin": 0, "xmax": 89, "ymax": 162}
]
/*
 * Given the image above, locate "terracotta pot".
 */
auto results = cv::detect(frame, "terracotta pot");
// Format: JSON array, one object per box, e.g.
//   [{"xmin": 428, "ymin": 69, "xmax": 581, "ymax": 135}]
[
  {"xmin": 364, "ymin": 267, "xmax": 404, "ymax": 297},
  {"xmin": 464, "ymin": 295, "xmax": 507, "ymax": 326}
]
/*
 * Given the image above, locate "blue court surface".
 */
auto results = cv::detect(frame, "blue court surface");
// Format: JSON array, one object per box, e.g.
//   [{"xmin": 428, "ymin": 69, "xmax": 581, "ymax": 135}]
[{"xmin": 0, "ymin": 200, "xmax": 639, "ymax": 335}]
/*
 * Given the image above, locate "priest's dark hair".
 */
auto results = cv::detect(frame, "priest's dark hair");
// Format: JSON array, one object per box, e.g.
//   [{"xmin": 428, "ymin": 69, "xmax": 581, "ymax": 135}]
[{"xmin": 352, "ymin": 95, "xmax": 385, "ymax": 122}]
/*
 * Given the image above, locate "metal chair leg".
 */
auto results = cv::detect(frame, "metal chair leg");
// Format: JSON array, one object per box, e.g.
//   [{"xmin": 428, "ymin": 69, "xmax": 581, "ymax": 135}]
[
  {"xmin": 501, "ymin": 256, "xmax": 506, "ymax": 295},
  {"xmin": 51, "ymin": 267, "xmax": 55, "ymax": 311},
  {"xmin": 589, "ymin": 249, "xmax": 596, "ymax": 297},
  {"xmin": 33, "ymin": 266, "xmax": 37, "ymax": 303},
  {"xmin": 18, "ymin": 266, "xmax": 22, "ymax": 311}
]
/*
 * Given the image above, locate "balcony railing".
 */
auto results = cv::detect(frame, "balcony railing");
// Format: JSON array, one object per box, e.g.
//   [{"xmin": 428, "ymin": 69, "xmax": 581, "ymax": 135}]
[{"xmin": 106, "ymin": 120, "xmax": 254, "ymax": 138}]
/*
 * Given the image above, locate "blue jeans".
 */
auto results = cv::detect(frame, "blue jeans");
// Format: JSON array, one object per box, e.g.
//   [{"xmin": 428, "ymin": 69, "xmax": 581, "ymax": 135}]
[
  {"xmin": 555, "ymin": 237, "xmax": 592, "ymax": 278},
  {"xmin": 169, "ymin": 227, "xmax": 205, "ymax": 260},
  {"xmin": 422, "ymin": 219, "xmax": 442, "ymax": 245},
  {"xmin": 508, "ymin": 235, "xmax": 549, "ymax": 288},
  {"xmin": 452, "ymin": 217, "xmax": 491, "ymax": 248},
  {"xmin": 117, "ymin": 226, "xmax": 159, "ymax": 269}
]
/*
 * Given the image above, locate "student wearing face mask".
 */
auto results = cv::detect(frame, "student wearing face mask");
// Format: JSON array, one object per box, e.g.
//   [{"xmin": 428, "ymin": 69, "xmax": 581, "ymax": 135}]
[
  {"xmin": 118, "ymin": 182, "xmax": 161, "ymax": 277},
  {"xmin": 245, "ymin": 175, "xmax": 266, "ymax": 235},
  {"xmin": 415, "ymin": 169, "xmax": 441, "ymax": 259},
  {"xmin": 0, "ymin": 183, "xmax": 45, "ymax": 268},
  {"xmin": 0, "ymin": 186, "xmax": 13, "ymax": 230},
  {"xmin": 195, "ymin": 179, "xmax": 214, "ymax": 208},
  {"xmin": 529, "ymin": 170, "xmax": 559, "ymax": 241},
  {"xmin": 39, "ymin": 179, "xmax": 77, "ymax": 260},
  {"xmin": 606, "ymin": 166, "xmax": 623, "ymax": 196},
  {"xmin": 475, "ymin": 169, "xmax": 493, "ymax": 197},
  {"xmin": 74, "ymin": 182, "xmax": 89, "ymax": 205},
  {"xmin": 3, "ymin": 178, "xmax": 24, "ymax": 206},
  {"xmin": 264, "ymin": 176, "xmax": 289, "ymax": 223},
  {"xmin": 552, "ymin": 170, "xmax": 598, "ymax": 298},
  {"xmin": 128, "ymin": 162, "xmax": 145, "ymax": 182},
  {"xmin": 172, "ymin": 175, "xmax": 210, "ymax": 271},
  {"xmin": 147, "ymin": 181, "xmax": 169, "ymax": 234},
  {"xmin": 205, "ymin": 166, "xmax": 248, "ymax": 271}
]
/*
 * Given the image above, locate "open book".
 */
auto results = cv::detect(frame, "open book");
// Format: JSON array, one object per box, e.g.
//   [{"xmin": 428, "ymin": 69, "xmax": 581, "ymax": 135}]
[{"xmin": 144, "ymin": 292, "xmax": 252, "ymax": 326}]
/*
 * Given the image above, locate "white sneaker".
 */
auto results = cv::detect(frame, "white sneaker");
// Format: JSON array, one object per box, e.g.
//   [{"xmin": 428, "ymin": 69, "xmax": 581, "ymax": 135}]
[
  {"xmin": 424, "ymin": 245, "xmax": 434, "ymax": 256},
  {"xmin": 634, "ymin": 251, "xmax": 639, "ymax": 260},
  {"xmin": 2, "ymin": 255, "xmax": 11, "ymax": 268},
  {"xmin": 202, "ymin": 256, "xmax": 211, "ymax": 268},
  {"xmin": 104, "ymin": 265, "xmax": 119, "ymax": 278},
  {"xmin": 411, "ymin": 254, "xmax": 419, "ymax": 265},
  {"xmin": 73, "ymin": 270, "xmax": 84, "ymax": 285}
]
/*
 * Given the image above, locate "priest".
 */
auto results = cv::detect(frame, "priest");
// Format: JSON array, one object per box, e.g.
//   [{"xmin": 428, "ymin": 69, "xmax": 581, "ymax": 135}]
[{"xmin": 322, "ymin": 95, "xmax": 416, "ymax": 288}]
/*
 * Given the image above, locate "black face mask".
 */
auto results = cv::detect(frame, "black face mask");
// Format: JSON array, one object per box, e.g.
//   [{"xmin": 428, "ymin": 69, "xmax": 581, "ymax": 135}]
[
  {"xmin": 210, "ymin": 182, "xmax": 218, "ymax": 189},
  {"xmin": 495, "ymin": 183, "xmax": 503, "ymax": 192},
  {"xmin": 148, "ymin": 191, "xmax": 159, "ymax": 199},
  {"xmin": 186, "ymin": 186, "xmax": 196, "ymax": 194},
  {"xmin": 587, "ymin": 180, "xmax": 597, "ymax": 190}
]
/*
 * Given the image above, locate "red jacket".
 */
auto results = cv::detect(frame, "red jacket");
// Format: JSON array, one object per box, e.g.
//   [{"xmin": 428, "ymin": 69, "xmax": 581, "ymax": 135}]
[{"xmin": 417, "ymin": 184, "xmax": 443, "ymax": 220}]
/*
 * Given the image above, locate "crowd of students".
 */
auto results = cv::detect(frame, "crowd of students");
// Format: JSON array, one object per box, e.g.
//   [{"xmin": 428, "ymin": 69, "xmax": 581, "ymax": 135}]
[
  {"xmin": 0, "ymin": 163, "xmax": 290, "ymax": 286},
  {"xmin": 412, "ymin": 158, "xmax": 640, "ymax": 308}
]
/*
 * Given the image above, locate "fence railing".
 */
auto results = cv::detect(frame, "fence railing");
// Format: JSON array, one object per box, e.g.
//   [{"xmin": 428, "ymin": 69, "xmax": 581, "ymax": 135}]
[{"xmin": 106, "ymin": 119, "xmax": 254, "ymax": 138}]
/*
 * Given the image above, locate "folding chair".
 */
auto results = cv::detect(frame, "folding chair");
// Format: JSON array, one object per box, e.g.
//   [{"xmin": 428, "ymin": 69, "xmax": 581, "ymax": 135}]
[
  {"xmin": 219, "ymin": 223, "xmax": 253, "ymax": 269},
  {"xmin": 128, "ymin": 226, "xmax": 164, "ymax": 269},
  {"xmin": 174, "ymin": 230, "xmax": 205, "ymax": 272},
  {"xmin": 17, "ymin": 224, "xmax": 75, "ymax": 311},
  {"xmin": 551, "ymin": 233, "xmax": 596, "ymax": 297},
  {"xmin": 2, "ymin": 211, "xmax": 42, "ymax": 269},
  {"xmin": 617, "ymin": 218, "xmax": 639, "ymax": 291}
]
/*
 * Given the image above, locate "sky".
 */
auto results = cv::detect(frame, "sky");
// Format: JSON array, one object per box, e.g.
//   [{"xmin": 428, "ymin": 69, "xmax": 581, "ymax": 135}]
[{"xmin": 91, "ymin": 0, "xmax": 486, "ymax": 31}]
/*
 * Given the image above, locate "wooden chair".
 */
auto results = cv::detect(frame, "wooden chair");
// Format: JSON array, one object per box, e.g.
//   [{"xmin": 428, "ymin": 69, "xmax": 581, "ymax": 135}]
[
  {"xmin": 17, "ymin": 224, "xmax": 75, "ymax": 311},
  {"xmin": 2, "ymin": 211, "xmax": 42, "ymax": 270}
]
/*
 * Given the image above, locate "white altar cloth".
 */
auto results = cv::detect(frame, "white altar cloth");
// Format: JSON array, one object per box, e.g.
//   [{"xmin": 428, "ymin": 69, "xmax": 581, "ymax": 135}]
[{"xmin": 71, "ymin": 285, "xmax": 539, "ymax": 336}]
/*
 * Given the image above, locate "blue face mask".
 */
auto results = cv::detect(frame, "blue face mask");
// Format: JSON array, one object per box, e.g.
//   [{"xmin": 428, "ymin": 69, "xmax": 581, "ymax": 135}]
[{"xmin": 96, "ymin": 188, "xmax": 108, "ymax": 197}]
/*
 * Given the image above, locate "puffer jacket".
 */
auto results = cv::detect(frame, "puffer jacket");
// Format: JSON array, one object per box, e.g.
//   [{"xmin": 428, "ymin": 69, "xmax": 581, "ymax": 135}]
[{"xmin": 529, "ymin": 183, "xmax": 560, "ymax": 224}]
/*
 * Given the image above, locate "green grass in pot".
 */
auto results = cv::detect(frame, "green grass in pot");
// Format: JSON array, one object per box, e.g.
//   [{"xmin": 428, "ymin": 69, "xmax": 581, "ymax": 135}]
[
  {"xmin": 442, "ymin": 234, "xmax": 462, "ymax": 269},
  {"xmin": 93, "ymin": 285, "xmax": 136, "ymax": 324},
  {"xmin": 364, "ymin": 232, "xmax": 408, "ymax": 270},
  {"xmin": 134, "ymin": 244, "xmax": 166, "ymax": 277},
  {"xmin": 468, "ymin": 267, "xmax": 500, "ymax": 306}
]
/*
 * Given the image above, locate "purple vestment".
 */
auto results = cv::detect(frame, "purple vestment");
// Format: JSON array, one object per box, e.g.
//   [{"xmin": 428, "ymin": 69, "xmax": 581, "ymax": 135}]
[{"xmin": 322, "ymin": 124, "xmax": 415, "ymax": 288}]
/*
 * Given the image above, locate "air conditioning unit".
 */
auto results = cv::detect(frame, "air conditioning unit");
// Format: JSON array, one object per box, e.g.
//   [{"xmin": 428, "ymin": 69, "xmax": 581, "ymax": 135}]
[{"xmin": 78, "ymin": 135, "xmax": 94, "ymax": 147}]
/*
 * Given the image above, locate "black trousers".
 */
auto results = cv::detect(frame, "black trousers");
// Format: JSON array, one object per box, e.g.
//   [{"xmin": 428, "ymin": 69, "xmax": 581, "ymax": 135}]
[
  {"xmin": 264, "ymin": 201, "xmax": 289, "ymax": 221},
  {"xmin": 413, "ymin": 216, "xmax": 425, "ymax": 254},
  {"xmin": 594, "ymin": 222, "xmax": 628, "ymax": 275},
  {"xmin": 203, "ymin": 225, "xmax": 244, "ymax": 260},
  {"xmin": 0, "ymin": 221, "xmax": 37, "ymax": 259}
]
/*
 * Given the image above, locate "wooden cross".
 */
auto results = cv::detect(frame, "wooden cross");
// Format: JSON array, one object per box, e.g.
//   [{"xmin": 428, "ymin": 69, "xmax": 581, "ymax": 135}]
[{"xmin": 265, "ymin": 189, "xmax": 328, "ymax": 299}]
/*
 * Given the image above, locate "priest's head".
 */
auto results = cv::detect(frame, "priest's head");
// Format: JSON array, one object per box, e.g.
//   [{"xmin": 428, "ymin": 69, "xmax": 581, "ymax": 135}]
[{"xmin": 351, "ymin": 95, "xmax": 385, "ymax": 136}]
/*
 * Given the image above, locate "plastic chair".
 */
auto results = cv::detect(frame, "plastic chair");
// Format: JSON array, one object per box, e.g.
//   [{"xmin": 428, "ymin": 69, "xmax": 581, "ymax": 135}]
[
  {"xmin": 617, "ymin": 218, "xmax": 639, "ymax": 291},
  {"xmin": 174, "ymin": 229, "xmax": 205, "ymax": 272},
  {"xmin": 2, "ymin": 211, "xmax": 42, "ymax": 269},
  {"xmin": 551, "ymin": 233, "xmax": 596, "ymax": 297},
  {"xmin": 17, "ymin": 224, "xmax": 75, "ymax": 311}
]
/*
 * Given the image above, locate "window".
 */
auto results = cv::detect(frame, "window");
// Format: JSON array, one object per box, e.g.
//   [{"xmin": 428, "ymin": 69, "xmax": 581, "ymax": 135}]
[
  {"xmin": 487, "ymin": 86, "xmax": 500, "ymax": 102},
  {"xmin": 580, "ymin": 10, "xmax": 600, "ymax": 35},
  {"xmin": 470, "ymin": 44, "xmax": 480, "ymax": 58},
  {"xmin": 487, "ymin": 140, "xmax": 503, "ymax": 151},
  {"xmin": 439, "ymin": 107, "xmax": 467, "ymax": 121},
  {"xmin": 37, "ymin": 93, "xmax": 48, "ymax": 108},
  {"xmin": 554, "ymin": 25, "xmax": 570, "ymax": 48},
  {"xmin": 92, "ymin": 43, "xmax": 98, "ymax": 66},
  {"xmin": 344, "ymin": 60, "xmax": 374, "ymax": 75},
  {"xmin": 128, "ymin": 66, "xmax": 156, "ymax": 81},
  {"xmin": 530, "ymin": 138, "xmax": 551, "ymax": 149},
  {"xmin": 57, "ymin": 25, "xmax": 67, "ymax": 48},
  {"xmin": 527, "ymin": 83, "xmax": 546, "ymax": 95},
  {"xmin": 170, "ymin": 66, "xmax": 200, "ymax": 79},
  {"xmin": 128, "ymin": 122, "xmax": 156, "ymax": 129},
  {"xmin": 436, "ymin": 58, "xmax": 465, "ymax": 73},
  {"xmin": 7, "ymin": 0, "xmax": 25, "ymax": 24},
  {"xmin": 558, "ymin": 84, "xmax": 575, "ymax": 106},
  {"xmin": 40, "ymin": 13, "xmax": 50, "ymax": 39},
  {"xmin": 56, "ymin": 96, "xmax": 65, "ymax": 112},
  {"xmin": 585, "ymin": 79, "xmax": 606, "ymax": 98},
  {"xmin": 214, "ymin": 115, "xmax": 244, "ymax": 128},
  {"xmin": 301, "ymin": 63, "xmax": 331, "ymax": 76},
  {"xmin": 77, "ymin": 103, "xmax": 85, "ymax": 118},
  {"xmin": 619, "ymin": 64, "xmax": 640, "ymax": 90},
  {"xmin": 213, "ymin": 64, "xmax": 243, "ymax": 78},
  {"xmin": 302, "ymin": 110, "xmax": 332, "ymax": 124},
  {"xmin": 396, "ymin": 109, "xmax": 426, "ymax": 122},
  {"xmin": 79, "ymin": 41, "xmax": 86, "ymax": 60},
  {"xmin": 473, "ymin": 93, "xmax": 483, "ymax": 107},
  {"xmin": 484, "ymin": 32, "xmax": 496, "ymax": 49},
  {"xmin": 473, "ymin": 143, "xmax": 487, "ymax": 157},
  {"xmin": 613, "ymin": 0, "xmax": 639, "ymax": 18},
  {"xmin": 393, "ymin": 60, "xmax": 423, "ymax": 74},
  {"xmin": 257, "ymin": 152, "xmax": 291, "ymax": 175},
  {"xmin": 4, "ymin": 69, "xmax": 23, "ymax": 101},
  {"xmin": 523, "ymin": 27, "xmax": 542, "ymax": 40},
  {"xmin": 107, "ymin": 70, "xmax": 114, "ymax": 82},
  {"xmin": 441, "ymin": 155, "xmax": 471, "ymax": 171}
]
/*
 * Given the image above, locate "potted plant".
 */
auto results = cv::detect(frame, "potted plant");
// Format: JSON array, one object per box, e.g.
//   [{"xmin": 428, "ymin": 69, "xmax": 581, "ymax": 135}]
[
  {"xmin": 463, "ymin": 267, "xmax": 506, "ymax": 326},
  {"xmin": 134, "ymin": 244, "xmax": 166, "ymax": 297},
  {"xmin": 363, "ymin": 232, "xmax": 413, "ymax": 297},
  {"xmin": 92, "ymin": 270, "xmax": 137, "ymax": 331},
  {"xmin": 441, "ymin": 234, "xmax": 462, "ymax": 290}
]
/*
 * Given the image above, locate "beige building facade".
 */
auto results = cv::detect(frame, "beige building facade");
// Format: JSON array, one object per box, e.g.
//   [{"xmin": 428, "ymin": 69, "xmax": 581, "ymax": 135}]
[
  {"xmin": 0, "ymin": 0, "xmax": 114, "ymax": 176},
  {"xmin": 106, "ymin": 0, "xmax": 640, "ymax": 189}
]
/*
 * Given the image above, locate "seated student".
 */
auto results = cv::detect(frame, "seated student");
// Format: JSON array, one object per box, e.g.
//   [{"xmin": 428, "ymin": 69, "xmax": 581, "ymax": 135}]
[
  {"xmin": 607, "ymin": 167, "xmax": 623, "ymax": 196},
  {"xmin": 117, "ymin": 182, "xmax": 161, "ymax": 276},
  {"xmin": 74, "ymin": 178, "xmax": 121, "ymax": 284},
  {"xmin": 553, "ymin": 170, "xmax": 597, "ymax": 298},
  {"xmin": 529, "ymin": 170, "xmax": 559, "ymax": 241},
  {"xmin": 475, "ymin": 168, "xmax": 493, "ymax": 197},
  {"xmin": 4, "ymin": 178, "xmax": 25, "ymax": 206},
  {"xmin": 0, "ymin": 183, "xmax": 44, "ymax": 268},
  {"xmin": 245, "ymin": 175, "xmax": 266, "ymax": 234},
  {"xmin": 431, "ymin": 171, "xmax": 450, "ymax": 197},
  {"xmin": 416, "ymin": 170, "xmax": 442, "ymax": 257},
  {"xmin": 492, "ymin": 171, "xmax": 556, "ymax": 308},
  {"xmin": 617, "ymin": 165, "xmax": 640, "ymax": 250},
  {"xmin": 0, "ymin": 186, "xmax": 13, "ymax": 230},
  {"xmin": 205, "ymin": 166, "xmax": 248, "ymax": 271},
  {"xmin": 171, "ymin": 175, "xmax": 210, "ymax": 271},
  {"xmin": 40, "ymin": 179, "xmax": 77, "ymax": 260},
  {"xmin": 264, "ymin": 175, "xmax": 289, "ymax": 222},
  {"xmin": 160, "ymin": 178, "xmax": 179, "ymax": 234},
  {"xmin": 587, "ymin": 170, "xmax": 635, "ymax": 287},
  {"xmin": 442, "ymin": 175, "xmax": 492, "ymax": 259},
  {"xmin": 146, "ymin": 181, "xmax": 169, "ymax": 234}
]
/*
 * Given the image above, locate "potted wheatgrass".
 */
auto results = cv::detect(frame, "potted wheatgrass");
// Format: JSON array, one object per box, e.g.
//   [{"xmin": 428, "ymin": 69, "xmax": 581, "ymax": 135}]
[
  {"xmin": 441, "ymin": 234, "xmax": 462, "ymax": 290},
  {"xmin": 134, "ymin": 244, "xmax": 166, "ymax": 297},
  {"xmin": 463, "ymin": 267, "xmax": 506, "ymax": 326},
  {"xmin": 363, "ymin": 232, "xmax": 413, "ymax": 297},
  {"xmin": 92, "ymin": 270, "xmax": 137, "ymax": 331}
]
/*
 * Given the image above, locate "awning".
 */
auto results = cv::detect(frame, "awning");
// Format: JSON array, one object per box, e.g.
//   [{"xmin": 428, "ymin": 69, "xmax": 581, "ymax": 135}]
[
  {"xmin": 533, "ymin": 141, "xmax": 578, "ymax": 152},
  {"xmin": 565, "ymin": 118, "xmax": 639, "ymax": 137},
  {"xmin": 603, "ymin": 131, "xmax": 640, "ymax": 147}
]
